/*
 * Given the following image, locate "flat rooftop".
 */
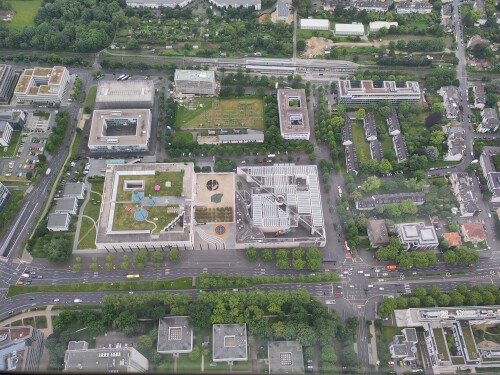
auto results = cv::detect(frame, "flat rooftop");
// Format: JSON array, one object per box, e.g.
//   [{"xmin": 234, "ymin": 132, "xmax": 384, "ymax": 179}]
[
  {"xmin": 397, "ymin": 222, "xmax": 438, "ymax": 244},
  {"xmin": 338, "ymin": 80, "xmax": 421, "ymax": 96},
  {"xmin": 96, "ymin": 163, "xmax": 195, "ymax": 248},
  {"xmin": 212, "ymin": 324, "xmax": 248, "ymax": 362},
  {"xmin": 174, "ymin": 69, "xmax": 215, "ymax": 82},
  {"xmin": 268, "ymin": 341, "xmax": 305, "ymax": 374},
  {"xmin": 95, "ymin": 80, "xmax": 155, "ymax": 105},
  {"xmin": 277, "ymin": 89, "xmax": 310, "ymax": 135},
  {"xmin": 89, "ymin": 109, "xmax": 151, "ymax": 147},
  {"xmin": 157, "ymin": 316, "xmax": 193, "ymax": 354}
]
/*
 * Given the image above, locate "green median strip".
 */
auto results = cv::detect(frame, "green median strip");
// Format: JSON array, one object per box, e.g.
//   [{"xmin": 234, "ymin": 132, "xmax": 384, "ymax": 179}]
[
  {"xmin": 7, "ymin": 273, "xmax": 341, "ymax": 298},
  {"xmin": 8, "ymin": 278, "xmax": 194, "ymax": 297}
]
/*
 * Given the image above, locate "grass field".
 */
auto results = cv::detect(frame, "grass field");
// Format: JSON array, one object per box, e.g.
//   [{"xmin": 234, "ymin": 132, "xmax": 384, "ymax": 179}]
[
  {"xmin": 115, "ymin": 171, "xmax": 184, "ymax": 201},
  {"xmin": 175, "ymin": 98, "xmax": 264, "ymax": 130},
  {"xmin": 77, "ymin": 216, "xmax": 96, "ymax": 250},
  {"xmin": 0, "ymin": 131, "xmax": 20, "ymax": 157},
  {"xmin": 112, "ymin": 203, "xmax": 178, "ymax": 233},
  {"xmin": 8, "ymin": 0, "xmax": 41, "ymax": 29},
  {"xmin": 84, "ymin": 86, "xmax": 97, "ymax": 110},
  {"xmin": 352, "ymin": 122, "xmax": 371, "ymax": 162}
]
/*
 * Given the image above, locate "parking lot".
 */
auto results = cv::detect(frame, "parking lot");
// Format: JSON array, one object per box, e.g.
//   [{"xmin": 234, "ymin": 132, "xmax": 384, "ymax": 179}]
[{"xmin": 0, "ymin": 111, "xmax": 56, "ymax": 179}]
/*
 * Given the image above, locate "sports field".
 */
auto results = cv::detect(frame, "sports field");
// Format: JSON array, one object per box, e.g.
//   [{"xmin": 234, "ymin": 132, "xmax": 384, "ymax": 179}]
[
  {"xmin": 175, "ymin": 98, "xmax": 264, "ymax": 130},
  {"xmin": 9, "ymin": 0, "xmax": 41, "ymax": 29}
]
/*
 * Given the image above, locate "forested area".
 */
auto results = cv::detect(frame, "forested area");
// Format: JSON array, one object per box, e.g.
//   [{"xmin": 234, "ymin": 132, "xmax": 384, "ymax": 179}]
[
  {"xmin": 46, "ymin": 290, "xmax": 362, "ymax": 373},
  {"xmin": 0, "ymin": 0, "xmax": 121, "ymax": 52}
]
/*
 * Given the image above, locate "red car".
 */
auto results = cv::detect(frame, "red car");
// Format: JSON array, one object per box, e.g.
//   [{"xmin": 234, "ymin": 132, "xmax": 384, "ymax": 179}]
[{"xmin": 334, "ymin": 291, "xmax": 343, "ymax": 297}]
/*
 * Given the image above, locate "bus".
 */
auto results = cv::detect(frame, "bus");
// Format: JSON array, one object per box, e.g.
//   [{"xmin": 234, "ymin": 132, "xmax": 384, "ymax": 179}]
[
  {"xmin": 117, "ymin": 74, "xmax": 126, "ymax": 81},
  {"xmin": 126, "ymin": 274, "xmax": 141, "ymax": 279}
]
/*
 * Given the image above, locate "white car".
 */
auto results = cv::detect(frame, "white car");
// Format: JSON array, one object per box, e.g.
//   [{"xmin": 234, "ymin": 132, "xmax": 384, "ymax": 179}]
[
  {"xmin": 357, "ymin": 270, "xmax": 364, "ymax": 274},
  {"xmin": 53, "ymin": 299, "xmax": 60, "ymax": 302}
]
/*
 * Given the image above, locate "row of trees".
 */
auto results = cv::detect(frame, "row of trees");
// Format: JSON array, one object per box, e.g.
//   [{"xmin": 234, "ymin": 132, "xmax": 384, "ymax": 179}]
[
  {"xmin": 379, "ymin": 284, "xmax": 500, "ymax": 318},
  {"xmin": 45, "ymin": 111, "xmax": 70, "ymax": 154},
  {"xmin": 245, "ymin": 247, "xmax": 323, "ymax": 271},
  {"xmin": 388, "ymin": 38, "xmax": 445, "ymax": 52}
]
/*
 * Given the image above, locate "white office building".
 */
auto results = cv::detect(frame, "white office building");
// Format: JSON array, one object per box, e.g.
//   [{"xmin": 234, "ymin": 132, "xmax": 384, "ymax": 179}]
[
  {"xmin": 395, "ymin": 222, "xmax": 439, "ymax": 250},
  {"xmin": 208, "ymin": 0, "xmax": 261, "ymax": 10},
  {"xmin": 14, "ymin": 66, "xmax": 70, "ymax": 104},
  {"xmin": 334, "ymin": 23, "xmax": 365, "ymax": 36},
  {"xmin": 277, "ymin": 89, "xmax": 310, "ymax": 140},
  {"xmin": 300, "ymin": 18, "xmax": 330, "ymax": 30},
  {"xmin": 125, "ymin": 0, "xmax": 193, "ymax": 7},
  {"xmin": 174, "ymin": 70, "xmax": 216, "ymax": 96},
  {"xmin": 337, "ymin": 80, "xmax": 422, "ymax": 104},
  {"xmin": 0, "ymin": 120, "xmax": 13, "ymax": 147},
  {"xmin": 88, "ymin": 109, "xmax": 152, "ymax": 153}
]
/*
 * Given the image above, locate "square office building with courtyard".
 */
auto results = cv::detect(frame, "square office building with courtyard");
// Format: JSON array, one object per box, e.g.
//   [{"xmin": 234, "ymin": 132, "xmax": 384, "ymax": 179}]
[
  {"xmin": 212, "ymin": 324, "xmax": 248, "ymax": 363},
  {"xmin": 14, "ymin": 66, "xmax": 70, "ymax": 104},
  {"xmin": 174, "ymin": 70, "xmax": 216, "ymax": 96},
  {"xmin": 157, "ymin": 316, "xmax": 193, "ymax": 354},
  {"xmin": 88, "ymin": 109, "xmax": 152, "ymax": 153},
  {"xmin": 268, "ymin": 341, "xmax": 305, "ymax": 374},
  {"xmin": 95, "ymin": 80, "xmax": 155, "ymax": 109},
  {"xmin": 277, "ymin": 89, "xmax": 310, "ymax": 140}
]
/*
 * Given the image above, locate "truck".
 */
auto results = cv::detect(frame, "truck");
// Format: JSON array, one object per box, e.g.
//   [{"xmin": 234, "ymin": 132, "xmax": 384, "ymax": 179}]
[
  {"xmin": 386, "ymin": 265, "xmax": 397, "ymax": 270},
  {"xmin": 45, "ymin": 168, "xmax": 51, "ymax": 176}
]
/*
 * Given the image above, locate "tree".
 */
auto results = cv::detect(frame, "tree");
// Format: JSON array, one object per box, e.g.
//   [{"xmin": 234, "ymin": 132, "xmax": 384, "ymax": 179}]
[
  {"xmin": 425, "ymin": 112, "xmax": 443, "ymax": 128},
  {"xmin": 134, "ymin": 249, "xmax": 148, "ymax": 265},
  {"xmin": 188, "ymin": 345, "xmax": 201, "ymax": 361},
  {"xmin": 305, "ymin": 247, "xmax": 322, "ymax": 270},
  {"xmin": 167, "ymin": 249, "xmax": 182, "ymax": 263},
  {"xmin": 44, "ymin": 238, "xmax": 72, "ymax": 262},
  {"xmin": 379, "ymin": 297, "xmax": 397, "ymax": 318},
  {"xmin": 425, "ymin": 146, "xmax": 439, "ymax": 162},
  {"xmin": 399, "ymin": 199, "xmax": 418, "ymax": 216},
  {"xmin": 137, "ymin": 335, "xmax": 153, "ymax": 357},
  {"xmin": 430, "ymin": 130, "xmax": 445, "ymax": 145},
  {"xmin": 151, "ymin": 251, "xmax": 164, "ymax": 266},
  {"xmin": 38, "ymin": 154, "xmax": 47, "ymax": 163},
  {"xmin": 443, "ymin": 250, "xmax": 458, "ymax": 265},
  {"xmin": 246, "ymin": 247, "xmax": 258, "ymax": 261},
  {"xmin": 89, "ymin": 263, "xmax": 98, "ymax": 272},
  {"xmin": 355, "ymin": 108, "xmax": 365, "ymax": 121},
  {"xmin": 188, "ymin": 301, "xmax": 212, "ymax": 330},
  {"xmin": 261, "ymin": 249, "xmax": 274, "ymax": 261},
  {"xmin": 378, "ymin": 159, "xmax": 393, "ymax": 175},
  {"xmin": 431, "ymin": 102, "xmax": 446, "ymax": 114},
  {"xmin": 73, "ymin": 263, "xmax": 81, "ymax": 271},
  {"xmin": 26, "ymin": 171, "xmax": 33, "ymax": 180},
  {"xmin": 361, "ymin": 176, "xmax": 381, "ymax": 192}
]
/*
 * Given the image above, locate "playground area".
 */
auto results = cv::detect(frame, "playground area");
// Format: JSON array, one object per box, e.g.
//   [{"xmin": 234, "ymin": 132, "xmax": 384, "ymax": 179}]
[
  {"xmin": 112, "ymin": 203, "xmax": 180, "ymax": 233},
  {"xmin": 175, "ymin": 98, "xmax": 264, "ymax": 131}
]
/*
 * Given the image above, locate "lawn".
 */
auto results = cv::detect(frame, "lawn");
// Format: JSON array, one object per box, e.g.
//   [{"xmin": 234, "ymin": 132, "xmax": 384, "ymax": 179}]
[
  {"xmin": 35, "ymin": 315, "xmax": 47, "ymax": 329},
  {"xmin": 84, "ymin": 86, "xmax": 97, "ymax": 110},
  {"xmin": 8, "ymin": 0, "xmax": 41, "ymax": 29},
  {"xmin": 175, "ymin": 98, "xmax": 264, "ymax": 130},
  {"xmin": 84, "ymin": 192, "xmax": 102, "ymax": 222},
  {"xmin": 352, "ymin": 121, "xmax": 371, "ymax": 163},
  {"xmin": 112, "ymin": 203, "xmax": 179, "ymax": 233},
  {"xmin": 77, "ymin": 216, "xmax": 96, "ymax": 250},
  {"xmin": 0, "ymin": 131, "xmax": 21, "ymax": 157},
  {"xmin": 177, "ymin": 353, "xmax": 202, "ymax": 373},
  {"xmin": 433, "ymin": 328, "xmax": 450, "ymax": 361},
  {"xmin": 461, "ymin": 325, "xmax": 479, "ymax": 360},
  {"xmin": 8, "ymin": 277, "xmax": 194, "ymax": 297},
  {"xmin": 0, "ymin": 190, "xmax": 24, "ymax": 237},
  {"xmin": 115, "ymin": 171, "xmax": 184, "ymax": 201}
]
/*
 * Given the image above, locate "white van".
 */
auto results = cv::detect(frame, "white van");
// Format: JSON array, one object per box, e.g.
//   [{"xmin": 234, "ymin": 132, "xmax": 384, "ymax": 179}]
[
  {"xmin": 379, "ymin": 287, "xmax": 385, "ymax": 291},
  {"xmin": 367, "ymin": 284, "xmax": 374, "ymax": 288},
  {"xmin": 74, "ymin": 299, "xmax": 82, "ymax": 303}
]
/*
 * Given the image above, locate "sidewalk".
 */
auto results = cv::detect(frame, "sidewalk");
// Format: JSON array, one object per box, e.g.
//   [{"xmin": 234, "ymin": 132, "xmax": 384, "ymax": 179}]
[{"xmin": 368, "ymin": 323, "xmax": 379, "ymax": 367}]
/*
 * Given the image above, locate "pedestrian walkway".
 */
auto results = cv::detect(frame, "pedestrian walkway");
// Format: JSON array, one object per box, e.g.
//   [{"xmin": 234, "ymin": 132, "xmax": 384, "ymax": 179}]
[
  {"xmin": 368, "ymin": 323, "xmax": 379, "ymax": 367},
  {"xmin": 73, "ymin": 177, "xmax": 92, "ymax": 251}
]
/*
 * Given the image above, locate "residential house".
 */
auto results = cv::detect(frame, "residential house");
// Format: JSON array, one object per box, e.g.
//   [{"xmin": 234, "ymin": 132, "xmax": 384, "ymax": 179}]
[
  {"xmin": 367, "ymin": 219, "xmax": 389, "ymax": 248},
  {"xmin": 478, "ymin": 108, "xmax": 500, "ymax": 133},
  {"xmin": 437, "ymin": 86, "xmax": 460, "ymax": 119},
  {"xmin": 444, "ymin": 126, "xmax": 465, "ymax": 162},
  {"xmin": 449, "ymin": 172, "xmax": 478, "ymax": 216},
  {"xmin": 461, "ymin": 222, "xmax": 486, "ymax": 244},
  {"xmin": 442, "ymin": 232, "xmax": 462, "ymax": 248},
  {"xmin": 471, "ymin": 82, "xmax": 486, "ymax": 109}
]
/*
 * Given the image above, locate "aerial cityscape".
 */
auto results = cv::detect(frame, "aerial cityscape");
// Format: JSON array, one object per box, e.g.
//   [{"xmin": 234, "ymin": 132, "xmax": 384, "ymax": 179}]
[{"xmin": 0, "ymin": 0, "xmax": 499, "ymax": 373}]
